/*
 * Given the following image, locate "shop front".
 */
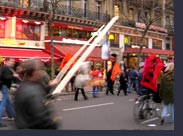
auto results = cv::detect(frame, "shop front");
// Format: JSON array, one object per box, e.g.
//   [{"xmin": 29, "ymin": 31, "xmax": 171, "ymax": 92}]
[
  {"xmin": 0, "ymin": 16, "xmax": 61, "ymax": 63},
  {"xmin": 123, "ymin": 48, "xmax": 174, "ymax": 68}
]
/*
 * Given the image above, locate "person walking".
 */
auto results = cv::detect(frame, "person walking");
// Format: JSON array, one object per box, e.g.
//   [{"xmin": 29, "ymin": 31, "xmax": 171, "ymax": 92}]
[
  {"xmin": 70, "ymin": 74, "xmax": 76, "ymax": 92},
  {"xmin": 91, "ymin": 68, "xmax": 102, "ymax": 98},
  {"xmin": 14, "ymin": 58, "xmax": 61, "ymax": 129},
  {"xmin": 0, "ymin": 58, "xmax": 17, "ymax": 127},
  {"xmin": 106, "ymin": 68, "xmax": 114, "ymax": 95},
  {"xmin": 74, "ymin": 71, "xmax": 91, "ymax": 101},
  {"xmin": 127, "ymin": 67, "xmax": 138, "ymax": 94},
  {"xmin": 117, "ymin": 69, "xmax": 128, "ymax": 96},
  {"xmin": 159, "ymin": 63, "xmax": 174, "ymax": 125}
]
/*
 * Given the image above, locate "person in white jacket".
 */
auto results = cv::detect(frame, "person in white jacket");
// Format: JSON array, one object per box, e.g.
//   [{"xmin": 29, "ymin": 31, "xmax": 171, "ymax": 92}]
[{"xmin": 74, "ymin": 70, "xmax": 91, "ymax": 101}]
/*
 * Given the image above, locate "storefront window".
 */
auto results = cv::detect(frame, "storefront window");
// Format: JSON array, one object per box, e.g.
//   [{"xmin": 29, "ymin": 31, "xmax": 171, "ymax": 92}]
[
  {"xmin": 124, "ymin": 36, "xmax": 131, "ymax": 47},
  {"xmin": 124, "ymin": 35, "xmax": 148, "ymax": 48},
  {"xmin": 16, "ymin": 19, "xmax": 41, "ymax": 40},
  {"xmin": 152, "ymin": 39, "xmax": 162, "ymax": 49},
  {"xmin": 49, "ymin": 25, "xmax": 92, "ymax": 40},
  {"xmin": 110, "ymin": 33, "xmax": 119, "ymax": 47},
  {"xmin": 0, "ymin": 20, "xmax": 5, "ymax": 38}
]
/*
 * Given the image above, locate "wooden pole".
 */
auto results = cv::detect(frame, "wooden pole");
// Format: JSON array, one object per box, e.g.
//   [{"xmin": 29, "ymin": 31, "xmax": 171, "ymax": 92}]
[{"xmin": 52, "ymin": 16, "xmax": 119, "ymax": 95}]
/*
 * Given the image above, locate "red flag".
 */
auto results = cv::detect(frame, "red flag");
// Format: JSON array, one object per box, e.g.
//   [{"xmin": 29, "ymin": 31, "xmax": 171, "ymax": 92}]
[
  {"xmin": 141, "ymin": 52, "xmax": 164, "ymax": 92},
  {"xmin": 59, "ymin": 53, "xmax": 73, "ymax": 69},
  {"xmin": 110, "ymin": 62, "xmax": 122, "ymax": 81}
]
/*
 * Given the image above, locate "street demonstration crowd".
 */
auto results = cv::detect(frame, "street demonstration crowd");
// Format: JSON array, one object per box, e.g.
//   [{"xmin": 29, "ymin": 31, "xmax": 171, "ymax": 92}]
[{"xmin": 0, "ymin": 54, "xmax": 174, "ymax": 129}]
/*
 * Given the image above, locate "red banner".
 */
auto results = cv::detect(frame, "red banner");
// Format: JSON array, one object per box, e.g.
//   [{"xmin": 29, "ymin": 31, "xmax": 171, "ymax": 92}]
[
  {"xmin": 59, "ymin": 53, "xmax": 73, "ymax": 69},
  {"xmin": 110, "ymin": 62, "xmax": 122, "ymax": 81},
  {"xmin": 141, "ymin": 53, "xmax": 164, "ymax": 92}
]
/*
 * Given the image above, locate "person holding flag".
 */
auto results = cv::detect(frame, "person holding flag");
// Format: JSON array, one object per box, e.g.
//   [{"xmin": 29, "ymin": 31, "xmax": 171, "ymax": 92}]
[{"xmin": 106, "ymin": 62, "xmax": 122, "ymax": 95}]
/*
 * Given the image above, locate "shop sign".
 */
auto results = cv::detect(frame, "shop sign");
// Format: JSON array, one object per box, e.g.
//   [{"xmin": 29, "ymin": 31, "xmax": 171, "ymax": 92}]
[
  {"xmin": 124, "ymin": 37, "xmax": 129, "ymax": 44},
  {"xmin": 1, "ymin": 39, "xmax": 17, "ymax": 46},
  {"xmin": 136, "ymin": 22, "xmax": 167, "ymax": 33},
  {"xmin": 0, "ymin": 39, "xmax": 44, "ymax": 49},
  {"xmin": 62, "ymin": 38, "xmax": 88, "ymax": 45}
]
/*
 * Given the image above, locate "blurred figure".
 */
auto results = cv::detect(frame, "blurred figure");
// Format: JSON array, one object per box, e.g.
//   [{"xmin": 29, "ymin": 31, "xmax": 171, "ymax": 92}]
[
  {"xmin": 117, "ymin": 69, "xmax": 129, "ymax": 96},
  {"xmin": 74, "ymin": 61, "xmax": 91, "ymax": 101},
  {"xmin": 159, "ymin": 63, "xmax": 174, "ymax": 125},
  {"xmin": 106, "ymin": 68, "xmax": 114, "ymax": 95},
  {"xmin": 127, "ymin": 67, "xmax": 138, "ymax": 93},
  {"xmin": 74, "ymin": 71, "xmax": 91, "ymax": 101},
  {"xmin": 91, "ymin": 67, "xmax": 102, "ymax": 98},
  {"xmin": 0, "ymin": 58, "xmax": 16, "ymax": 127},
  {"xmin": 70, "ymin": 74, "xmax": 76, "ymax": 92},
  {"xmin": 14, "ymin": 58, "xmax": 60, "ymax": 129}
]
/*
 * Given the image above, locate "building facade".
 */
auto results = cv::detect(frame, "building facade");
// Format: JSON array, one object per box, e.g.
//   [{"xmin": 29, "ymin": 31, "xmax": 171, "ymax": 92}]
[{"xmin": 0, "ymin": 0, "xmax": 174, "ymax": 69}]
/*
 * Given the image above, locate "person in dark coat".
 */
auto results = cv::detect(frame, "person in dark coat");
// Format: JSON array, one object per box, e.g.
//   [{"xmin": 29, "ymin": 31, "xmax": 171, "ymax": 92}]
[
  {"xmin": 106, "ymin": 68, "xmax": 114, "ymax": 95},
  {"xmin": 0, "ymin": 58, "xmax": 17, "ymax": 127},
  {"xmin": 117, "ymin": 69, "xmax": 128, "ymax": 96},
  {"xmin": 14, "ymin": 58, "xmax": 61, "ymax": 129},
  {"xmin": 127, "ymin": 67, "xmax": 138, "ymax": 93},
  {"xmin": 159, "ymin": 63, "xmax": 174, "ymax": 125}
]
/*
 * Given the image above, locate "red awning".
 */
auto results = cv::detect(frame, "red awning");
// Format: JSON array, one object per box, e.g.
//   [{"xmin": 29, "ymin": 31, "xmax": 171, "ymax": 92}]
[
  {"xmin": 45, "ymin": 44, "xmax": 115, "ymax": 61},
  {"xmin": 124, "ymin": 48, "xmax": 174, "ymax": 55},
  {"xmin": 0, "ymin": 48, "xmax": 60, "ymax": 62}
]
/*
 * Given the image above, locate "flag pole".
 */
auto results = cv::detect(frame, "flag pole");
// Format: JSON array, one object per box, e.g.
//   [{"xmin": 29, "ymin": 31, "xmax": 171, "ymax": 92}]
[{"xmin": 52, "ymin": 16, "xmax": 119, "ymax": 95}]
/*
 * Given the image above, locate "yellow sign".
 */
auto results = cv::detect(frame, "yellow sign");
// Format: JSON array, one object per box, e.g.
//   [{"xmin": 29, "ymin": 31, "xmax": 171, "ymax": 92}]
[
  {"xmin": 1, "ymin": 39, "xmax": 17, "ymax": 46},
  {"xmin": 124, "ymin": 37, "xmax": 129, "ymax": 44}
]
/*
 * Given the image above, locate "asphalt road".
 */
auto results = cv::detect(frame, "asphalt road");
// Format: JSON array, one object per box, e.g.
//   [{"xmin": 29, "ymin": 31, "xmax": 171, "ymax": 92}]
[
  {"xmin": 54, "ymin": 90, "xmax": 174, "ymax": 130},
  {"xmin": 0, "ymin": 89, "xmax": 174, "ymax": 130}
]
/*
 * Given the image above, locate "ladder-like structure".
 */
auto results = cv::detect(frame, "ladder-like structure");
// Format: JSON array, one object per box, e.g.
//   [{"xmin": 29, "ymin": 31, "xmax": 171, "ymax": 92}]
[{"xmin": 52, "ymin": 16, "xmax": 119, "ymax": 95}]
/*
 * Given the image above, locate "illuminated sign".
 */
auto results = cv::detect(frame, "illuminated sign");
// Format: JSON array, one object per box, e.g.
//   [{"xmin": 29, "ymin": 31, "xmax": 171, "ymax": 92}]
[
  {"xmin": 62, "ymin": 38, "xmax": 88, "ymax": 44},
  {"xmin": 0, "ymin": 39, "xmax": 44, "ymax": 49},
  {"xmin": 1, "ymin": 39, "xmax": 17, "ymax": 46},
  {"xmin": 124, "ymin": 37, "xmax": 129, "ymax": 44},
  {"xmin": 68, "ymin": 25, "xmax": 83, "ymax": 30}
]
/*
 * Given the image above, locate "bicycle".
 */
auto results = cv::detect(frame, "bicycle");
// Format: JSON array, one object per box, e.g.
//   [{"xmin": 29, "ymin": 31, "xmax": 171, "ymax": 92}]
[{"xmin": 133, "ymin": 89, "xmax": 161, "ymax": 124}]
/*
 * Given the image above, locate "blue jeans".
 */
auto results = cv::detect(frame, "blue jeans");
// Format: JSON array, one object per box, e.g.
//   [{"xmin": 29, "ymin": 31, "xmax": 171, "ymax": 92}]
[
  {"xmin": 127, "ymin": 80, "xmax": 138, "ymax": 93},
  {"xmin": 92, "ymin": 86, "xmax": 99, "ymax": 97},
  {"xmin": 0, "ymin": 86, "xmax": 15, "ymax": 125},
  {"xmin": 161, "ymin": 103, "xmax": 174, "ymax": 123}
]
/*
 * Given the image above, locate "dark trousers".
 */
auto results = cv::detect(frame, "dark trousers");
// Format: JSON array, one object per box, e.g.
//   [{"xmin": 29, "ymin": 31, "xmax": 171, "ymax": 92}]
[
  {"xmin": 106, "ymin": 82, "xmax": 114, "ymax": 95},
  {"xmin": 117, "ymin": 83, "xmax": 127, "ymax": 96},
  {"xmin": 74, "ymin": 88, "xmax": 88, "ymax": 101}
]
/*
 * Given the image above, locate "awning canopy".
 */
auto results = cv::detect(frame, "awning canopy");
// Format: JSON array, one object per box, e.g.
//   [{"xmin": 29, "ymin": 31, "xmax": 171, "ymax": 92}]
[
  {"xmin": 124, "ymin": 48, "xmax": 174, "ymax": 55},
  {"xmin": 0, "ymin": 47, "xmax": 60, "ymax": 62},
  {"xmin": 45, "ymin": 44, "xmax": 115, "ymax": 61}
]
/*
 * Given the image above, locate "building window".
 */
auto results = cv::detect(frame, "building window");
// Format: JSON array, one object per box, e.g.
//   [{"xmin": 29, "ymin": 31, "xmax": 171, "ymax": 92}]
[
  {"xmin": 124, "ymin": 35, "xmax": 148, "ymax": 48},
  {"xmin": 138, "ymin": 11, "xmax": 141, "ymax": 22},
  {"xmin": 110, "ymin": 33, "xmax": 119, "ymax": 47},
  {"xmin": 16, "ymin": 18, "xmax": 41, "ymax": 40},
  {"xmin": 152, "ymin": 39, "xmax": 162, "ymax": 49},
  {"xmin": 97, "ymin": 1, "xmax": 101, "ymax": 19},
  {"xmin": 83, "ymin": 0, "xmax": 87, "ymax": 17},
  {"xmin": 68, "ymin": 0, "xmax": 72, "ymax": 15},
  {"xmin": 129, "ymin": 8, "xmax": 134, "ymax": 20},
  {"xmin": 0, "ymin": 20, "xmax": 5, "ymax": 38},
  {"xmin": 49, "ymin": 25, "xmax": 93, "ymax": 40}
]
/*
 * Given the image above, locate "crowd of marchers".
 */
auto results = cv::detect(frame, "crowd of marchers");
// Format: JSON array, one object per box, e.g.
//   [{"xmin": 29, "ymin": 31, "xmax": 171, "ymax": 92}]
[{"xmin": 0, "ymin": 55, "xmax": 174, "ymax": 129}]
